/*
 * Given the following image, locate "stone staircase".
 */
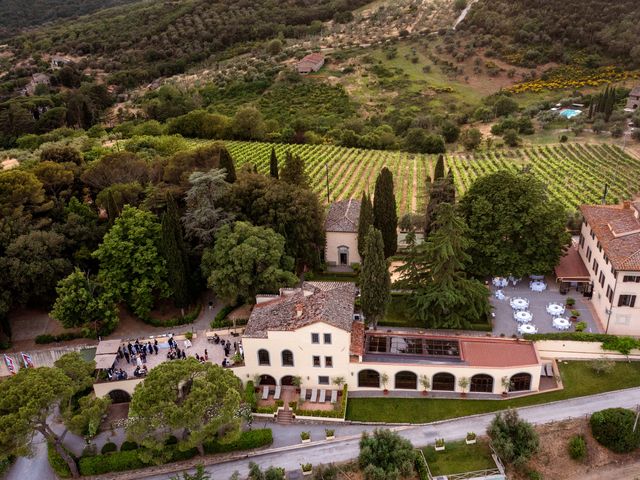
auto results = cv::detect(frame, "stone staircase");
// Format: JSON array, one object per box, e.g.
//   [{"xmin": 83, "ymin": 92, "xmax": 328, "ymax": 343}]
[{"xmin": 276, "ymin": 408, "xmax": 294, "ymax": 425}]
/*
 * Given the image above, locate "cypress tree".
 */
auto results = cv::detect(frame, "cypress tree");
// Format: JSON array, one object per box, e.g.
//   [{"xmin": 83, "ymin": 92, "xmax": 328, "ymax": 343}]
[
  {"xmin": 106, "ymin": 190, "xmax": 119, "ymax": 226},
  {"xmin": 280, "ymin": 151, "xmax": 309, "ymax": 188},
  {"xmin": 434, "ymin": 154, "xmax": 445, "ymax": 180},
  {"xmin": 373, "ymin": 167, "xmax": 398, "ymax": 258},
  {"xmin": 161, "ymin": 195, "xmax": 191, "ymax": 309},
  {"xmin": 604, "ymin": 86, "xmax": 616, "ymax": 121},
  {"xmin": 425, "ymin": 170, "xmax": 456, "ymax": 237},
  {"xmin": 269, "ymin": 146, "xmax": 279, "ymax": 179},
  {"xmin": 357, "ymin": 192, "xmax": 374, "ymax": 260},
  {"xmin": 219, "ymin": 148, "xmax": 237, "ymax": 183},
  {"xmin": 360, "ymin": 226, "xmax": 390, "ymax": 329}
]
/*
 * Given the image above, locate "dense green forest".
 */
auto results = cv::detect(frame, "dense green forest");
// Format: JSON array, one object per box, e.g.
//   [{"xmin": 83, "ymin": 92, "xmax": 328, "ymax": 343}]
[
  {"xmin": 461, "ymin": 0, "xmax": 640, "ymax": 67},
  {"xmin": 0, "ymin": 0, "xmax": 139, "ymax": 37},
  {"xmin": 9, "ymin": 0, "xmax": 369, "ymax": 87}
]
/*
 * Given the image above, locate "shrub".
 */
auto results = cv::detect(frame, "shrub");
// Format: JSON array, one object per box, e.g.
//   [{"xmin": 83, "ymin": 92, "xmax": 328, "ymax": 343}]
[
  {"xmin": 359, "ymin": 429, "xmax": 416, "ymax": 480},
  {"xmin": 47, "ymin": 442, "xmax": 75, "ymax": 478},
  {"xmin": 165, "ymin": 435, "xmax": 178, "ymax": 446},
  {"xmin": 487, "ymin": 409, "xmax": 539, "ymax": 467},
  {"xmin": 120, "ymin": 441, "xmax": 139, "ymax": 452},
  {"xmin": 79, "ymin": 450, "xmax": 146, "ymax": 475},
  {"xmin": 301, "ymin": 463, "xmax": 313, "ymax": 472},
  {"xmin": 300, "ymin": 431, "xmax": 311, "ymax": 441},
  {"xmin": 568, "ymin": 435, "xmax": 587, "ymax": 460},
  {"xmin": 590, "ymin": 408, "xmax": 640, "ymax": 453},
  {"xmin": 590, "ymin": 357, "xmax": 615, "ymax": 375},
  {"xmin": 101, "ymin": 442, "xmax": 118, "ymax": 455},
  {"xmin": 204, "ymin": 429, "xmax": 272, "ymax": 454},
  {"xmin": 146, "ymin": 305, "xmax": 200, "ymax": 328},
  {"xmin": 527, "ymin": 469, "xmax": 543, "ymax": 480},
  {"xmin": 245, "ymin": 381, "xmax": 257, "ymax": 411},
  {"xmin": 325, "ymin": 429, "xmax": 335, "ymax": 437},
  {"xmin": 81, "ymin": 444, "xmax": 97, "ymax": 457},
  {"xmin": 36, "ymin": 332, "xmax": 85, "ymax": 344},
  {"xmin": 414, "ymin": 452, "xmax": 428, "ymax": 480},
  {"xmin": 574, "ymin": 321, "xmax": 587, "ymax": 332},
  {"xmin": 211, "ymin": 305, "xmax": 235, "ymax": 328}
]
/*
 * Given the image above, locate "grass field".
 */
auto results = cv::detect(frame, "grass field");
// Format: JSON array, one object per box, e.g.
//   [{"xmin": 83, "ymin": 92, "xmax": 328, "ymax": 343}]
[
  {"xmin": 422, "ymin": 440, "xmax": 497, "ymax": 476},
  {"xmin": 223, "ymin": 140, "xmax": 640, "ymax": 215},
  {"xmin": 345, "ymin": 360, "xmax": 640, "ymax": 423}
]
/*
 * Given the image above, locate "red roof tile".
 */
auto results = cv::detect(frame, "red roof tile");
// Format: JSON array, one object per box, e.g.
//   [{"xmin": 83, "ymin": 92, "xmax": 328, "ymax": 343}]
[
  {"xmin": 461, "ymin": 338, "xmax": 539, "ymax": 367},
  {"xmin": 350, "ymin": 321, "xmax": 365, "ymax": 356},
  {"xmin": 555, "ymin": 242, "xmax": 590, "ymax": 280}
]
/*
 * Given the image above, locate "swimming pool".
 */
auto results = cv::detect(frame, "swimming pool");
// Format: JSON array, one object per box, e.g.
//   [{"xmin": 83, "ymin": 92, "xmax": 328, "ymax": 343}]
[{"xmin": 559, "ymin": 108, "xmax": 582, "ymax": 119}]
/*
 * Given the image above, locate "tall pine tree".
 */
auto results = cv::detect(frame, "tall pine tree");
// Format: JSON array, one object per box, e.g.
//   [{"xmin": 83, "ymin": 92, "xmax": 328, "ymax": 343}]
[
  {"xmin": 161, "ymin": 195, "xmax": 191, "ymax": 309},
  {"xmin": 360, "ymin": 226, "xmax": 390, "ymax": 329},
  {"xmin": 357, "ymin": 192, "xmax": 374, "ymax": 261},
  {"xmin": 373, "ymin": 167, "xmax": 397, "ymax": 258},
  {"xmin": 106, "ymin": 190, "xmax": 119, "ymax": 226},
  {"xmin": 425, "ymin": 164, "xmax": 456, "ymax": 237},
  {"xmin": 269, "ymin": 146, "xmax": 279, "ymax": 179},
  {"xmin": 219, "ymin": 148, "xmax": 236, "ymax": 183},
  {"xmin": 397, "ymin": 203, "xmax": 490, "ymax": 329}
]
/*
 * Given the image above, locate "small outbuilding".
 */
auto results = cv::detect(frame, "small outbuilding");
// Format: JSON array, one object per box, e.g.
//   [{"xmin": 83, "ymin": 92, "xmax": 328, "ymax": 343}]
[
  {"xmin": 296, "ymin": 52, "xmax": 325, "ymax": 74},
  {"xmin": 325, "ymin": 199, "xmax": 361, "ymax": 269},
  {"xmin": 625, "ymin": 86, "xmax": 640, "ymax": 111}
]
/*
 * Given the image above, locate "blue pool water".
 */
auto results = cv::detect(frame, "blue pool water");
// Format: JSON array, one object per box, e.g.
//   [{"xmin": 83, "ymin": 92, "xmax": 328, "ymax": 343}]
[{"xmin": 559, "ymin": 108, "xmax": 582, "ymax": 119}]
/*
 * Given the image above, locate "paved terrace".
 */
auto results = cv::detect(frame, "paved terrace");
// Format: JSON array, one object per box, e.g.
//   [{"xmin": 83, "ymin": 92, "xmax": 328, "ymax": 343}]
[{"xmin": 490, "ymin": 277, "xmax": 601, "ymax": 337}]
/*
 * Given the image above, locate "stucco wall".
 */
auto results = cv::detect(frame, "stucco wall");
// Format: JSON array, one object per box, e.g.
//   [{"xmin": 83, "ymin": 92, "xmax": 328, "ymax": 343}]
[
  {"xmin": 579, "ymin": 221, "xmax": 640, "ymax": 335},
  {"xmin": 325, "ymin": 231, "xmax": 360, "ymax": 266},
  {"xmin": 93, "ymin": 378, "xmax": 142, "ymax": 398},
  {"xmin": 535, "ymin": 340, "xmax": 640, "ymax": 361}
]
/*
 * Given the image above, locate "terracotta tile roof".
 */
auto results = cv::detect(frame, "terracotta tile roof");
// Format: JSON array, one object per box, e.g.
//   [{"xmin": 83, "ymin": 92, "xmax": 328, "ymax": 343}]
[
  {"xmin": 299, "ymin": 53, "xmax": 324, "ymax": 65},
  {"xmin": 460, "ymin": 338, "xmax": 539, "ymax": 367},
  {"xmin": 555, "ymin": 241, "xmax": 590, "ymax": 280},
  {"xmin": 325, "ymin": 199, "xmax": 361, "ymax": 232},
  {"xmin": 244, "ymin": 282, "xmax": 356, "ymax": 338},
  {"xmin": 350, "ymin": 321, "xmax": 365, "ymax": 356},
  {"xmin": 580, "ymin": 204, "xmax": 640, "ymax": 270}
]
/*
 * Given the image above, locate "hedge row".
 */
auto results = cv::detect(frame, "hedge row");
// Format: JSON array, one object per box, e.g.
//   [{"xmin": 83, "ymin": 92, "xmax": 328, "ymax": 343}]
[
  {"xmin": 245, "ymin": 381, "xmax": 257, "ymax": 411},
  {"xmin": 211, "ymin": 305, "xmax": 235, "ymax": 329},
  {"xmin": 77, "ymin": 429, "xmax": 272, "ymax": 476},
  {"xmin": 414, "ymin": 451, "xmax": 428, "ymax": 480},
  {"xmin": 523, "ymin": 332, "xmax": 614, "ymax": 342},
  {"xmin": 145, "ymin": 305, "xmax": 201, "ymax": 328},
  {"xmin": 36, "ymin": 332, "xmax": 85, "ymax": 344},
  {"xmin": 48, "ymin": 443, "xmax": 74, "ymax": 478},
  {"xmin": 292, "ymin": 385, "xmax": 349, "ymax": 419}
]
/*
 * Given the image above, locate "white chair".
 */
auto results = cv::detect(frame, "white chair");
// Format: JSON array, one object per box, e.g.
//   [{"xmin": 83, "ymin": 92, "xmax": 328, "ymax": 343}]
[
  {"xmin": 310, "ymin": 388, "xmax": 318, "ymax": 402},
  {"xmin": 262, "ymin": 386, "xmax": 269, "ymax": 400},
  {"xmin": 300, "ymin": 388, "xmax": 307, "ymax": 401},
  {"xmin": 274, "ymin": 385, "xmax": 281, "ymax": 400},
  {"xmin": 330, "ymin": 390, "xmax": 338, "ymax": 404},
  {"xmin": 319, "ymin": 389, "xmax": 326, "ymax": 403}
]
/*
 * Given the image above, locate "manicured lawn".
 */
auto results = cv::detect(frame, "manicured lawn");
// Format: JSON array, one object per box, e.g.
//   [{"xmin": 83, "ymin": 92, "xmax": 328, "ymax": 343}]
[
  {"xmin": 422, "ymin": 440, "xmax": 496, "ymax": 476},
  {"xmin": 346, "ymin": 361, "xmax": 640, "ymax": 423},
  {"xmin": 379, "ymin": 295, "xmax": 423, "ymax": 328}
]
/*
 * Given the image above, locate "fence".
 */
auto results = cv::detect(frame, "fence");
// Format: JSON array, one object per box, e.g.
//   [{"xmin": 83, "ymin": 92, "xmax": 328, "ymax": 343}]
[{"xmin": 0, "ymin": 344, "xmax": 94, "ymax": 376}]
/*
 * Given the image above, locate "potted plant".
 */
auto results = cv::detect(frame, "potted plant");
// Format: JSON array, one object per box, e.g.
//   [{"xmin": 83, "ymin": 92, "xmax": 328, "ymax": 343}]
[
  {"xmin": 575, "ymin": 321, "xmax": 587, "ymax": 332},
  {"xmin": 300, "ymin": 431, "xmax": 311, "ymax": 444},
  {"xmin": 570, "ymin": 309, "xmax": 581, "ymax": 321},
  {"xmin": 566, "ymin": 297, "xmax": 576, "ymax": 308},
  {"xmin": 381, "ymin": 373, "xmax": 389, "ymax": 394},
  {"xmin": 501, "ymin": 376, "xmax": 511, "ymax": 397},
  {"xmin": 301, "ymin": 463, "xmax": 313, "ymax": 476},
  {"xmin": 292, "ymin": 376, "xmax": 302, "ymax": 393},
  {"xmin": 466, "ymin": 432, "xmax": 476, "ymax": 445},
  {"xmin": 325, "ymin": 428, "xmax": 335, "ymax": 440},
  {"xmin": 419, "ymin": 374, "xmax": 431, "ymax": 396},
  {"xmin": 458, "ymin": 377, "xmax": 469, "ymax": 397},
  {"xmin": 332, "ymin": 376, "xmax": 345, "ymax": 389},
  {"xmin": 184, "ymin": 331, "xmax": 193, "ymax": 340},
  {"xmin": 435, "ymin": 438, "xmax": 445, "ymax": 451}
]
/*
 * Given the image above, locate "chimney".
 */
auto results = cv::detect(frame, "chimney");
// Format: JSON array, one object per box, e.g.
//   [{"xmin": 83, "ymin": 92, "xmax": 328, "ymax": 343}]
[
  {"xmin": 296, "ymin": 304, "xmax": 303, "ymax": 318},
  {"xmin": 623, "ymin": 200, "xmax": 631, "ymax": 209}
]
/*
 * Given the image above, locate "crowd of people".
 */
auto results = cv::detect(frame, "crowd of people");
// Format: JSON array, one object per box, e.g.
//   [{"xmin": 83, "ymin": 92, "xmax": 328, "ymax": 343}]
[{"xmin": 104, "ymin": 333, "xmax": 245, "ymax": 381}]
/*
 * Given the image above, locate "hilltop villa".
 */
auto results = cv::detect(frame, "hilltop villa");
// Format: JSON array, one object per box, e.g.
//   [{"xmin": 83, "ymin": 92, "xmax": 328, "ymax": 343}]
[
  {"xmin": 234, "ymin": 282, "xmax": 546, "ymax": 395},
  {"xmin": 577, "ymin": 201, "xmax": 640, "ymax": 336}
]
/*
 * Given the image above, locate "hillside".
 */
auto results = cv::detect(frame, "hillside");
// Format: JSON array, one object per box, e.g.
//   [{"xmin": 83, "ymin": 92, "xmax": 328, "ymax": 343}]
[
  {"xmin": 0, "ymin": 0, "xmax": 138, "ymax": 37},
  {"xmin": 460, "ymin": 0, "xmax": 640, "ymax": 67},
  {"xmin": 8, "ymin": 0, "xmax": 371, "ymax": 86}
]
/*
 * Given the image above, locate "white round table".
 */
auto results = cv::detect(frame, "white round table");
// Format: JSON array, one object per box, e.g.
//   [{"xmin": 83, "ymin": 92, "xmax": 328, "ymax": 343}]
[
  {"xmin": 530, "ymin": 281, "xmax": 547, "ymax": 292},
  {"xmin": 518, "ymin": 324, "xmax": 536, "ymax": 334},
  {"xmin": 547, "ymin": 304, "xmax": 565, "ymax": 316},
  {"xmin": 553, "ymin": 317, "xmax": 571, "ymax": 330},
  {"xmin": 514, "ymin": 311, "xmax": 533, "ymax": 323},
  {"xmin": 510, "ymin": 298, "xmax": 529, "ymax": 310}
]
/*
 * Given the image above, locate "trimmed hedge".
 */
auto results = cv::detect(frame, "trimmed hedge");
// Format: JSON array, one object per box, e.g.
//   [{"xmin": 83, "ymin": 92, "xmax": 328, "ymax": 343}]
[
  {"xmin": 590, "ymin": 408, "xmax": 640, "ymax": 453},
  {"xmin": 293, "ymin": 385, "xmax": 348, "ymax": 418},
  {"xmin": 204, "ymin": 429, "xmax": 273, "ymax": 454},
  {"xmin": 78, "ymin": 429, "xmax": 273, "ymax": 476},
  {"xmin": 36, "ymin": 332, "xmax": 84, "ymax": 344},
  {"xmin": 415, "ymin": 451, "xmax": 428, "ymax": 480},
  {"xmin": 101, "ymin": 442, "xmax": 117, "ymax": 454},
  {"xmin": 211, "ymin": 305, "xmax": 235, "ymax": 329},
  {"xmin": 47, "ymin": 442, "xmax": 75, "ymax": 478},
  {"xmin": 120, "ymin": 441, "xmax": 139, "ymax": 451},
  {"xmin": 145, "ymin": 305, "xmax": 201, "ymax": 328},
  {"xmin": 523, "ymin": 333, "xmax": 613, "ymax": 342}
]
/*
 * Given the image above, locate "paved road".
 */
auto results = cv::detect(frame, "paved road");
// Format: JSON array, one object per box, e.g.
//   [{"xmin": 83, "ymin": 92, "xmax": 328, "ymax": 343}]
[
  {"xmin": 143, "ymin": 386, "xmax": 640, "ymax": 480},
  {"xmin": 7, "ymin": 387, "xmax": 640, "ymax": 480}
]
